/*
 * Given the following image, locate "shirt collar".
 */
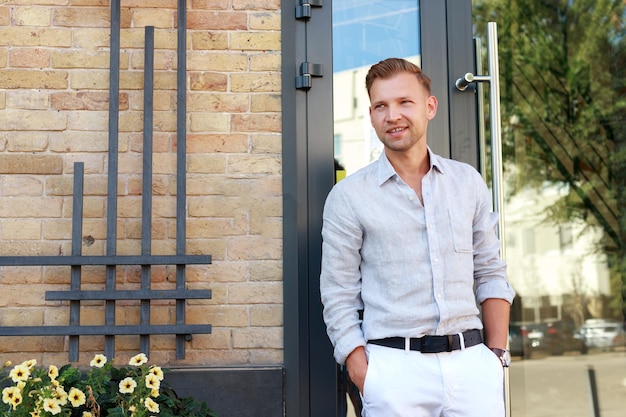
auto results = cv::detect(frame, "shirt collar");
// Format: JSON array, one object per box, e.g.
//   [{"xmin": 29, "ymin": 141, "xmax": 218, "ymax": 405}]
[{"xmin": 376, "ymin": 147, "xmax": 445, "ymax": 186}]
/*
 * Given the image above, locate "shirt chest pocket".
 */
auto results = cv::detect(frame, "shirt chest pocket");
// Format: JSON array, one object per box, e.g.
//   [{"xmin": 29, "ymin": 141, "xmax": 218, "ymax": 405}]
[{"xmin": 448, "ymin": 209, "xmax": 473, "ymax": 253}]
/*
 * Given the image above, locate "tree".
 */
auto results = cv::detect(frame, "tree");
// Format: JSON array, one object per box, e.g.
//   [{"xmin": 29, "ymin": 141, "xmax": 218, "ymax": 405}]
[{"xmin": 473, "ymin": 0, "xmax": 626, "ymax": 319}]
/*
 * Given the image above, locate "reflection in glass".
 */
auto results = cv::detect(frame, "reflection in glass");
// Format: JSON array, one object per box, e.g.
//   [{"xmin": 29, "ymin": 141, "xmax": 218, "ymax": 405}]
[
  {"xmin": 333, "ymin": 0, "xmax": 420, "ymax": 176},
  {"xmin": 474, "ymin": 1, "xmax": 625, "ymax": 416}
]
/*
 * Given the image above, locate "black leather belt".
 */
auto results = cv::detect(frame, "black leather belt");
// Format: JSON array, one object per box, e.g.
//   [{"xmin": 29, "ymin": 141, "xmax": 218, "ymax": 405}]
[{"xmin": 368, "ymin": 329, "xmax": 482, "ymax": 353}]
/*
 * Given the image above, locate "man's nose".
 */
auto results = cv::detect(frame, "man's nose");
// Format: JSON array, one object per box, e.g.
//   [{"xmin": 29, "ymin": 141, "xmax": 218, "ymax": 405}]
[{"xmin": 386, "ymin": 105, "xmax": 401, "ymax": 121}]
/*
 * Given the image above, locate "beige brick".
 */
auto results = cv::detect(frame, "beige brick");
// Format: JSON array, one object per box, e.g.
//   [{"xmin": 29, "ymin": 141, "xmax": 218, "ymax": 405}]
[
  {"xmin": 187, "ymin": 11, "xmax": 247, "ymax": 30},
  {"xmin": 72, "ymin": 28, "xmax": 110, "ymax": 52},
  {"xmin": 189, "ymin": 112, "xmax": 230, "ymax": 133},
  {"xmin": 232, "ymin": 327, "xmax": 282, "ymax": 349},
  {"xmin": 231, "ymin": 32, "xmax": 281, "ymax": 51},
  {"xmin": 251, "ymin": 133, "xmax": 281, "ymax": 154},
  {"xmin": 10, "ymin": 48, "xmax": 51, "ymax": 68},
  {"xmin": 187, "ymin": 133, "xmax": 249, "ymax": 153},
  {"xmin": 0, "ymin": 70, "xmax": 68, "ymax": 89},
  {"xmin": 153, "ymin": 71, "xmax": 177, "ymax": 90},
  {"xmin": 186, "ymin": 155, "xmax": 229, "ymax": 176},
  {"xmin": 0, "ymin": 196, "xmax": 63, "ymax": 218},
  {"xmin": 61, "ymin": 154, "xmax": 106, "ymax": 175},
  {"xmin": 249, "ymin": 52, "xmax": 281, "ymax": 71},
  {"xmin": 187, "ymin": 52, "xmax": 247, "ymax": 71},
  {"xmin": 50, "ymin": 131, "xmax": 109, "ymax": 153},
  {"xmin": 250, "ymin": 304, "xmax": 282, "ymax": 326},
  {"xmin": 191, "ymin": 0, "xmax": 230, "ymax": 10},
  {"xmin": 0, "ymin": 241, "xmax": 62, "ymax": 256},
  {"xmin": 0, "ymin": 155, "xmax": 63, "ymax": 174},
  {"xmin": 188, "ymin": 305, "xmax": 248, "ymax": 327},
  {"xmin": 191, "ymin": 31, "xmax": 228, "ymax": 50},
  {"xmin": 132, "ymin": 8, "xmax": 175, "ymax": 28},
  {"xmin": 188, "ymin": 92, "xmax": 248, "ymax": 113},
  {"xmin": 51, "ymin": 92, "xmax": 129, "ymax": 111},
  {"xmin": 66, "ymin": 111, "xmax": 108, "ymax": 131},
  {"xmin": 45, "ymin": 176, "xmax": 73, "ymax": 196},
  {"xmin": 6, "ymin": 90, "xmax": 49, "ymax": 110},
  {"xmin": 233, "ymin": 0, "xmax": 280, "ymax": 10},
  {"xmin": 0, "ymin": 266, "xmax": 43, "ymax": 286},
  {"xmin": 249, "ymin": 349, "xmax": 282, "ymax": 364},
  {"xmin": 1, "ymin": 307, "xmax": 44, "ymax": 326},
  {"xmin": 187, "ymin": 218, "xmax": 246, "ymax": 238},
  {"xmin": 0, "ymin": 49, "xmax": 7, "ymax": 68},
  {"xmin": 42, "ymin": 219, "xmax": 72, "ymax": 240},
  {"xmin": 1, "ymin": 219, "xmax": 42, "ymax": 239},
  {"xmin": 189, "ymin": 72, "xmax": 228, "ymax": 91},
  {"xmin": 153, "ymin": 153, "xmax": 176, "ymax": 174},
  {"xmin": 227, "ymin": 236, "xmax": 282, "ymax": 261},
  {"xmin": 249, "ymin": 259, "xmax": 282, "ymax": 282},
  {"xmin": 0, "ymin": 28, "xmax": 72, "ymax": 47},
  {"xmin": 231, "ymin": 72, "xmax": 280, "ymax": 92},
  {"xmin": 12, "ymin": 6, "xmax": 53, "ymax": 26},
  {"xmin": 250, "ymin": 12, "xmax": 281, "ymax": 30},
  {"xmin": 1, "ymin": 175, "xmax": 44, "ymax": 196},
  {"xmin": 228, "ymin": 154, "xmax": 280, "ymax": 175},
  {"xmin": 0, "ymin": 7, "xmax": 9, "ymax": 26},
  {"xmin": 130, "ymin": 50, "xmax": 176, "ymax": 71},
  {"xmin": 5, "ymin": 132, "xmax": 49, "ymax": 152},
  {"xmin": 52, "ymin": 50, "xmax": 110, "ymax": 69},
  {"xmin": 70, "ymin": 70, "xmax": 109, "ymax": 89},
  {"xmin": 231, "ymin": 113, "xmax": 281, "ymax": 133},
  {"xmin": 0, "ymin": 284, "xmax": 48, "ymax": 307},
  {"xmin": 251, "ymin": 93, "xmax": 281, "ymax": 112},
  {"xmin": 53, "ymin": 8, "xmax": 110, "ymax": 28}
]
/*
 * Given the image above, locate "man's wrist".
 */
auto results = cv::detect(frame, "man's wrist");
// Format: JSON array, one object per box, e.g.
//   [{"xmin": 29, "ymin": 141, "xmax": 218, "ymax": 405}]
[{"xmin": 489, "ymin": 347, "xmax": 511, "ymax": 367}]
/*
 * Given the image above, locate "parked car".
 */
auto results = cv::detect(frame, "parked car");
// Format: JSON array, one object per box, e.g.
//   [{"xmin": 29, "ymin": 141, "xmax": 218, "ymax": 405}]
[
  {"xmin": 523, "ymin": 320, "xmax": 587, "ymax": 356},
  {"xmin": 577, "ymin": 320, "xmax": 626, "ymax": 350},
  {"xmin": 509, "ymin": 323, "xmax": 531, "ymax": 358}
]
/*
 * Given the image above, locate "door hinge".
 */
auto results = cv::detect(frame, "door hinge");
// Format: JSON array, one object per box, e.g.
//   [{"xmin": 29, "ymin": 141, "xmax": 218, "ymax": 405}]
[
  {"xmin": 296, "ymin": 0, "xmax": 323, "ymax": 20},
  {"xmin": 296, "ymin": 62, "xmax": 324, "ymax": 90}
]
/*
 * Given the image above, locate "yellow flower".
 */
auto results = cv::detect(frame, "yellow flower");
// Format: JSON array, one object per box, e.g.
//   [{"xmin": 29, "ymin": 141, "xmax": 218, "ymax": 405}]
[
  {"xmin": 30, "ymin": 410, "xmax": 41, "ymax": 417},
  {"xmin": 90, "ymin": 354, "xmax": 107, "ymax": 368},
  {"xmin": 54, "ymin": 386, "xmax": 68, "ymax": 406},
  {"xmin": 129, "ymin": 353, "xmax": 148, "ymax": 367},
  {"xmin": 17, "ymin": 381, "xmax": 26, "ymax": 390},
  {"xmin": 48, "ymin": 365, "xmax": 59, "ymax": 380},
  {"xmin": 10, "ymin": 392, "xmax": 23, "ymax": 410},
  {"xmin": 82, "ymin": 412, "xmax": 93, "ymax": 417},
  {"xmin": 68, "ymin": 387, "xmax": 86, "ymax": 407},
  {"xmin": 22, "ymin": 359, "xmax": 37, "ymax": 369},
  {"xmin": 3, "ymin": 361, "xmax": 11, "ymax": 367},
  {"xmin": 43, "ymin": 398, "xmax": 61, "ymax": 415},
  {"xmin": 119, "ymin": 377, "xmax": 137, "ymax": 394},
  {"xmin": 9, "ymin": 364, "xmax": 30, "ymax": 382},
  {"xmin": 150, "ymin": 388, "xmax": 159, "ymax": 398},
  {"xmin": 2, "ymin": 386, "xmax": 21, "ymax": 406},
  {"xmin": 149, "ymin": 365, "xmax": 164, "ymax": 381},
  {"xmin": 145, "ymin": 373, "xmax": 160, "ymax": 390},
  {"xmin": 144, "ymin": 397, "xmax": 159, "ymax": 413}
]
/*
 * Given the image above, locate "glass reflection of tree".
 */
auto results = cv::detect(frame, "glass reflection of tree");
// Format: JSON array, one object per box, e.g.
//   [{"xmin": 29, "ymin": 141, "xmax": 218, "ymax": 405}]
[{"xmin": 474, "ymin": 0, "xmax": 626, "ymax": 319}]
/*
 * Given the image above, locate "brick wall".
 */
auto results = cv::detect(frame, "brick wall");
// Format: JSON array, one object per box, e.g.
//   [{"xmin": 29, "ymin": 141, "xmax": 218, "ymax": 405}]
[{"xmin": 0, "ymin": 0, "xmax": 283, "ymax": 369}]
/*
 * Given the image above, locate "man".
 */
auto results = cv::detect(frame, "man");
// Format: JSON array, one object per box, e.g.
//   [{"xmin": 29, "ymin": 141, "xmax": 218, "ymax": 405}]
[{"xmin": 320, "ymin": 58, "xmax": 516, "ymax": 417}]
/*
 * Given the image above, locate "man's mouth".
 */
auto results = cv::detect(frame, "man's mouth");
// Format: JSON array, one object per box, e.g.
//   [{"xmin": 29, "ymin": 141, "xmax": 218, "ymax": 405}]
[{"xmin": 387, "ymin": 127, "xmax": 406, "ymax": 134}]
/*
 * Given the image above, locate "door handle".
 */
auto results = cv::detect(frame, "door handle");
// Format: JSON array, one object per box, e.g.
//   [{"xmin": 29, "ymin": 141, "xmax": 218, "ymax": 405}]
[
  {"xmin": 454, "ymin": 21, "xmax": 510, "ymax": 417},
  {"xmin": 454, "ymin": 22, "xmax": 505, "ymax": 258}
]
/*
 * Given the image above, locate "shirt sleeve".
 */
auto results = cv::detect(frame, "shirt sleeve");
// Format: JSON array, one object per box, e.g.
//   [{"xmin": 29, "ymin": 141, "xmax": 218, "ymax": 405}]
[
  {"xmin": 471, "ymin": 172, "xmax": 516, "ymax": 304},
  {"xmin": 319, "ymin": 184, "xmax": 367, "ymax": 365}
]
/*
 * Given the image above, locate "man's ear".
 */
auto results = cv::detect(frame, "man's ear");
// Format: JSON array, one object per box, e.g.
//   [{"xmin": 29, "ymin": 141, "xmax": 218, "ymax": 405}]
[{"xmin": 426, "ymin": 95, "xmax": 438, "ymax": 120}]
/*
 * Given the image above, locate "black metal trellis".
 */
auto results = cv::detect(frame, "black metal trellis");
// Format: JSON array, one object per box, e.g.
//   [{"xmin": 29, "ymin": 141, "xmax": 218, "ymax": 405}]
[{"xmin": 0, "ymin": 0, "xmax": 212, "ymax": 361}]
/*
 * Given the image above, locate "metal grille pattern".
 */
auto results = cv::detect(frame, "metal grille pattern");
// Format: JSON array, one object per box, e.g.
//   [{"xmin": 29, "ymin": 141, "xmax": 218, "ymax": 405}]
[{"xmin": 0, "ymin": 0, "xmax": 212, "ymax": 361}]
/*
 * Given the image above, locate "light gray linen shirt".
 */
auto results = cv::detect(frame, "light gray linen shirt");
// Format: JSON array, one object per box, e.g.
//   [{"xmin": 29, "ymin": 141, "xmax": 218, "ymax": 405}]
[{"xmin": 320, "ymin": 148, "xmax": 516, "ymax": 364}]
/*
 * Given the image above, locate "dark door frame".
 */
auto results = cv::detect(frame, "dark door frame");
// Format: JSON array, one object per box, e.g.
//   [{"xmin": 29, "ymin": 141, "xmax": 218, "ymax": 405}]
[{"xmin": 282, "ymin": 2, "xmax": 478, "ymax": 416}]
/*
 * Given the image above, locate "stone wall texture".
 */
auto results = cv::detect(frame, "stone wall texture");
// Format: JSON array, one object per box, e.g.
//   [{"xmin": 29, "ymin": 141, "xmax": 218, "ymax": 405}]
[{"xmin": 0, "ymin": 0, "xmax": 283, "ymax": 369}]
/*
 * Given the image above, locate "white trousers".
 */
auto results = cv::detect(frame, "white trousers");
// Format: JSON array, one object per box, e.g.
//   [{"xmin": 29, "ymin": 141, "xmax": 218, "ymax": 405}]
[{"xmin": 361, "ymin": 342, "xmax": 505, "ymax": 417}]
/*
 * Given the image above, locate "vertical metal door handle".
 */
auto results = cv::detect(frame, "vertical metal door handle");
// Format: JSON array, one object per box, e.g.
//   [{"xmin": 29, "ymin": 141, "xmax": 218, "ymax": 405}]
[{"xmin": 454, "ymin": 21, "xmax": 510, "ymax": 417}]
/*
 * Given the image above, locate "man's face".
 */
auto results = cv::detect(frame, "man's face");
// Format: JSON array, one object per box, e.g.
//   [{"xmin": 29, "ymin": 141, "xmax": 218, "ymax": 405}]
[{"xmin": 368, "ymin": 72, "xmax": 437, "ymax": 153}]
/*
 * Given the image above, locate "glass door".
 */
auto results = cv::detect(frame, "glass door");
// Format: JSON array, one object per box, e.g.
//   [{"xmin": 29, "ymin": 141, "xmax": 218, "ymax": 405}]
[
  {"xmin": 332, "ymin": 0, "xmax": 420, "ymax": 177},
  {"xmin": 472, "ymin": 1, "xmax": 626, "ymax": 416}
]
